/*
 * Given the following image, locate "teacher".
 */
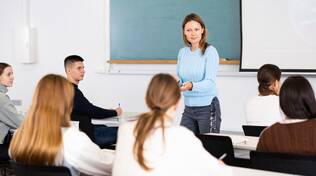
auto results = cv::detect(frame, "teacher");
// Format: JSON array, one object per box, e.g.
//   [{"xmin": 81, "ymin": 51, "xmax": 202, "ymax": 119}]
[{"xmin": 177, "ymin": 13, "xmax": 221, "ymax": 134}]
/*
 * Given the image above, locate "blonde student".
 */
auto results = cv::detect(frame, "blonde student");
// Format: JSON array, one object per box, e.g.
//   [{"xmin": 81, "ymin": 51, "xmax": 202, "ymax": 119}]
[
  {"xmin": 10, "ymin": 74, "xmax": 114, "ymax": 176},
  {"xmin": 113, "ymin": 73, "xmax": 232, "ymax": 176}
]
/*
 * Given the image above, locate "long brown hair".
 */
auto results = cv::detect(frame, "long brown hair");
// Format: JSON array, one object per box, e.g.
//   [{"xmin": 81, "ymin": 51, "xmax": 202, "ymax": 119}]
[
  {"xmin": 182, "ymin": 13, "xmax": 209, "ymax": 54},
  {"xmin": 133, "ymin": 73, "xmax": 181, "ymax": 171},
  {"xmin": 257, "ymin": 64, "xmax": 281, "ymax": 96},
  {"xmin": 10, "ymin": 74, "xmax": 74, "ymax": 165}
]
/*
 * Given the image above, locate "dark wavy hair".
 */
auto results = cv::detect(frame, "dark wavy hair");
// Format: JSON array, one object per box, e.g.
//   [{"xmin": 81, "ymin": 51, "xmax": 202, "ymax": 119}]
[
  {"xmin": 280, "ymin": 75, "xmax": 316, "ymax": 119},
  {"xmin": 257, "ymin": 64, "xmax": 281, "ymax": 96}
]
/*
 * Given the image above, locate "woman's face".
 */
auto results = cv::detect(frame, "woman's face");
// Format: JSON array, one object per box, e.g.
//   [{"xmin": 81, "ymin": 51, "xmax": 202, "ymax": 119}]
[
  {"xmin": 0, "ymin": 66, "xmax": 14, "ymax": 87},
  {"xmin": 184, "ymin": 20, "xmax": 204, "ymax": 48}
]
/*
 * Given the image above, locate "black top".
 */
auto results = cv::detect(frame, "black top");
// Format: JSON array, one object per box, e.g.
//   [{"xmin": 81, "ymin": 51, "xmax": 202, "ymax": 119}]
[{"xmin": 71, "ymin": 84, "xmax": 117, "ymax": 119}]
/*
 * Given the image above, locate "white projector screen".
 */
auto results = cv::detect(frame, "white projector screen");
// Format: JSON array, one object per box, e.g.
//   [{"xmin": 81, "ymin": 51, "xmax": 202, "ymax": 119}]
[{"xmin": 241, "ymin": 0, "xmax": 316, "ymax": 72}]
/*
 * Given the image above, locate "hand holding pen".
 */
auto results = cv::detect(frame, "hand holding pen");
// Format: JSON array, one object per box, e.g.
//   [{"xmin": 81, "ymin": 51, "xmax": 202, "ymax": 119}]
[{"xmin": 115, "ymin": 103, "xmax": 123, "ymax": 116}]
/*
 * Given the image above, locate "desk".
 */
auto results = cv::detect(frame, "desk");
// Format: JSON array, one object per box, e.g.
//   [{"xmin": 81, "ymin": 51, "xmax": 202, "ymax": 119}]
[
  {"xmin": 91, "ymin": 112, "xmax": 140, "ymax": 126},
  {"xmin": 205, "ymin": 133, "xmax": 259, "ymax": 151},
  {"xmin": 231, "ymin": 166, "xmax": 292, "ymax": 176},
  {"xmin": 204, "ymin": 133, "xmax": 259, "ymax": 159}
]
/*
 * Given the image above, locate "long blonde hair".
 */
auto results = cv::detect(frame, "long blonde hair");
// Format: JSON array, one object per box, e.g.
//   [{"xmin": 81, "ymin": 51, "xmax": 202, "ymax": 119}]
[
  {"xmin": 10, "ymin": 74, "xmax": 74, "ymax": 165},
  {"xmin": 133, "ymin": 73, "xmax": 181, "ymax": 171}
]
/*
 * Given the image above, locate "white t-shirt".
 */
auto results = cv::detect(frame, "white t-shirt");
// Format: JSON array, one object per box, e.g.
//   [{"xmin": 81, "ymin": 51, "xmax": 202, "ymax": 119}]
[
  {"xmin": 61, "ymin": 127, "xmax": 115, "ymax": 176},
  {"xmin": 113, "ymin": 121, "xmax": 232, "ymax": 176},
  {"xmin": 246, "ymin": 95, "xmax": 283, "ymax": 126}
]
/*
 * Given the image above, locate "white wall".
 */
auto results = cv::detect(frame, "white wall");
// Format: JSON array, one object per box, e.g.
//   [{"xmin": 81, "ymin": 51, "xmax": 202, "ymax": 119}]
[{"xmin": 1, "ymin": 0, "xmax": 316, "ymax": 132}]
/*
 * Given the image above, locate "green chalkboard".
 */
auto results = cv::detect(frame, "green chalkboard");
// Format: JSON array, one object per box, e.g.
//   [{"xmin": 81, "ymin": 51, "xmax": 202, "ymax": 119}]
[{"xmin": 110, "ymin": 0, "xmax": 241, "ymax": 60}]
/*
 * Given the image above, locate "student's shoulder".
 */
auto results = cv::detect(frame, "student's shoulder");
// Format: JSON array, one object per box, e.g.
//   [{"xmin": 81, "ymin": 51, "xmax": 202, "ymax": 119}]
[
  {"xmin": 168, "ymin": 125, "xmax": 196, "ymax": 138},
  {"xmin": 63, "ymin": 127, "xmax": 90, "ymax": 142}
]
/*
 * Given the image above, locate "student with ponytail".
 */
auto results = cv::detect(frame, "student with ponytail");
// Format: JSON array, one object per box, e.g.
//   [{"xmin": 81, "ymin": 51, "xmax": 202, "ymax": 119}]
[
  {"xmin": 113, "ymin": 73, "xmax": 232, "ymax": 176},
  {"xmin": 246, "ymin": 64, "xmax": 283, "ymax": 126}
]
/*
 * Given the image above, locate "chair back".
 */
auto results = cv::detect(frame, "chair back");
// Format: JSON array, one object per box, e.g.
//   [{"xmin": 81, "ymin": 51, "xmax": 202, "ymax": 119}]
[
  {"xmin": 10, "ymin": 161, "xmax": 72, "ymax": 176},
  {"xmin": 250, "ymin": 150, "xmax": 316, "ymax": 175},
  {"xmin": 71, "ymin": 114, "xmax": 95, "ymax": 142},
  {"xmin": 197, "ymin": 134, "xmax": 234, "ymax": 164},
  {"xmin": 242, "ymin": 125, "xmax": 267, "ymax": 137}
]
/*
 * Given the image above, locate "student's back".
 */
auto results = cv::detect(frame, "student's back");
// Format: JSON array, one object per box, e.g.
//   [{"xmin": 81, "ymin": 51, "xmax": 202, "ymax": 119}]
[
  {"xmin": 245, "ymin": 64, "xmax": 283, "ymax": 126},
  {"xmin": 113, "ymin": 73, "xmax": 231, "ymax": 176},
  {"xmin": 257, "ymin": 76, "xmax": 316, "ymax": 155},
  {"xmin": 114, "ymin": 121, "xmax": 231, "ymax": 176},
  {"xmin": 9, "ymin": 74, "xmax": 113, "ymax": 176},
  {"xmin": 246, "ymin": 95, "xmax": 282, "ymax": 126}
]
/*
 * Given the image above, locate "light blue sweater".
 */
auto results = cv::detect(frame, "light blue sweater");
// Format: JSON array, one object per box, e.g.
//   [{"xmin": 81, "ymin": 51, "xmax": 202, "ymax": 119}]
[{"xmin": 177, "ymin": 46, "xmax": 219, "ymax": 106}]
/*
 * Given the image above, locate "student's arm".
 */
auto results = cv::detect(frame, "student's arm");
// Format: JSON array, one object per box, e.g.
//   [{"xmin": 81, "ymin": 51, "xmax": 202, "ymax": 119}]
[
  {"xmin": 191, "ymin": 46, "xmax": 219, "ymax": 93},
  {"xmin": 0, "ymin": 101, "xmax": 23, "ymax": 129},
  {"xmin": 63, "ymin": 128, "xmax": 114, "ymax": 176},
  {"xmin": 73, "ymin": 88, "xmax": 117, "ymax": 119}
]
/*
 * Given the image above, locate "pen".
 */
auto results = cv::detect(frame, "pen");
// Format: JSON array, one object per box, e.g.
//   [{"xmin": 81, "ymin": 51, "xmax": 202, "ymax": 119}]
[
  {"xmin": 218, "ymin": 153, "xmax": 227, "ymax": 160},
  {"xmin": 118, "ymin": 103, "xmax": 120, "ymax": 107}
]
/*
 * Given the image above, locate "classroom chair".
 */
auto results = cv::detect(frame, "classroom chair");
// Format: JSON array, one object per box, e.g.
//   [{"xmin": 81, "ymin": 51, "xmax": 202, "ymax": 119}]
[
  {"xmin": 242, "ymin": 125, "xmax": 267, "ymax": 137},
  {"xmin": 0, "ymin": 130, "xmax": 15, "ymax": 176},
  {"xmin": 197, "ymin": 134, "xmax": 250, "ymax": 167},
  {"xmin": 10, "ymin": 160, "xmax": 72, "ymax": 176},
  {"xmin": 250, "ymin": 150, "xmax": 316, "ymax": 175}
]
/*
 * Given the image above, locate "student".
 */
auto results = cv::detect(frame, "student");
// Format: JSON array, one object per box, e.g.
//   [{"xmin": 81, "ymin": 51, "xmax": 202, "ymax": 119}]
[
  {"xmin": 64, "ymin": 55, "xmax": 122, "ymax": 146},
  {"xmin": 177, "ymin": 13, "xmax": 221, "ymax": 134},
  {"xmin": 0, "ymin": 63, "xmax": 23, "ymax": 146},
  {"xmin": 113, "ymin": 73, "xmax": 232, "ymax": 176},
  {"xmin": 246, "ymin": 64, "xmax": 283, "ymax": 126},
  {"xmin": 257, "ymin": 75, "xmax": 316, "ymax": 155},
  {"xmin": 9, "ymin": 74, "xmax": 114, "ymax": 176}
]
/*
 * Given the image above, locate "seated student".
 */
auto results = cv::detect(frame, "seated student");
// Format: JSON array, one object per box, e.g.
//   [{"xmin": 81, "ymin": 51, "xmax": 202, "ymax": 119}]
[
  {"xmin": 113, "ymin": 73, "xmax": 232, "ymax": 176},
  {"xmin": 257, "ymin": 75, "xmax": 316, "ymax": 155},
  {"xmin": 9, "ymin": 74, "xmax": 114, "ymax": 176},
  {"xmin": 64, "ymin": 55, "xmax": 122, "ymax": 146},
  {"xmin": 246, "ymin": 64, "xmax": 283, "ymax": 126},
  {"xmin": 0, "ymin": 63, "xmax": 23, "ymax": 157}
]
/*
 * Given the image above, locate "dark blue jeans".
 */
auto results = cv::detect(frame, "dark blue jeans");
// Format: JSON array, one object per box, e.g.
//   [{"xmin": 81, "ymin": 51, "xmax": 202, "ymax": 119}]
[
  {"xmin": 180, "ymin": 97, "xmax": 221, "ymax": 134},
  {"xmin": 93, "ymin": 125, "xmax": 118, "ymax": 147}
]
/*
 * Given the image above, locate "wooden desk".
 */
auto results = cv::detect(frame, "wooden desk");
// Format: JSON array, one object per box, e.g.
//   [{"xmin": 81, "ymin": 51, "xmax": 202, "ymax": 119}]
[
  {"xmin": 91, "ymin": 112, "xmax": 140, "ymax": 126},
  {"xmin": 231, "ymin": 166, "xmax": 292, "ymax": 176}
]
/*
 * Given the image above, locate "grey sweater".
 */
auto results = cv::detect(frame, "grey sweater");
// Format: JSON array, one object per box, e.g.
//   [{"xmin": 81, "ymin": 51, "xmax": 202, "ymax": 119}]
[{"xmin": 0, "ymin": 84, "xmax": 23, "ymax": 144}]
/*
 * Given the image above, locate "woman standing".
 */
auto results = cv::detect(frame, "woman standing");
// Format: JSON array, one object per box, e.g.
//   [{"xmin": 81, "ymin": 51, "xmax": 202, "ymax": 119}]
[
  {"xmin": 0, "ymin": 63, "xmax": 23, "ymax": 145},
  {"xmin": 177, "ymin": 13, "xmax": 221, "ymax": 134}
]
